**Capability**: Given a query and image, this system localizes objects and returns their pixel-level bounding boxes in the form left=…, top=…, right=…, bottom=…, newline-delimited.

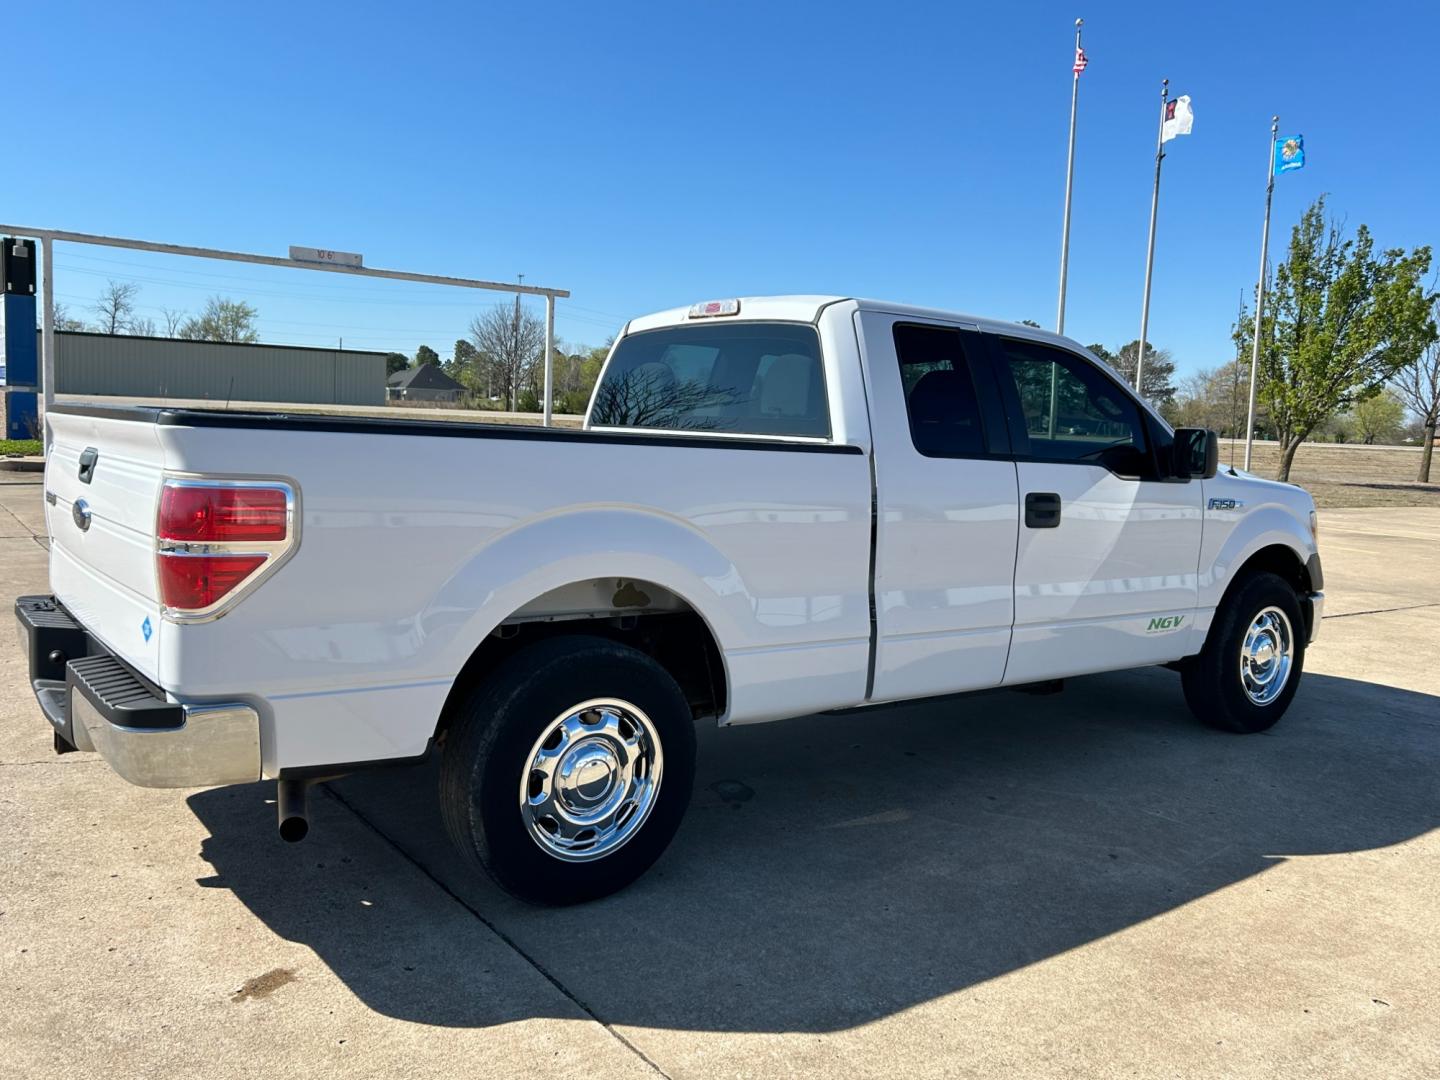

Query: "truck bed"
left=42, top=401, right=873, bottom=775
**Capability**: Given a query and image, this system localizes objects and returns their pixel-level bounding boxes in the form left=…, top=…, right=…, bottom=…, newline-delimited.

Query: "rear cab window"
left=589, top=323, right=830, bottom=439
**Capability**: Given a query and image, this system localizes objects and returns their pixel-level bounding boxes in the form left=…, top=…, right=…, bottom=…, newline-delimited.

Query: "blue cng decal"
left=1146, top=615, right=1186, bottom=634
left=141, top=616, right=153, bottom=643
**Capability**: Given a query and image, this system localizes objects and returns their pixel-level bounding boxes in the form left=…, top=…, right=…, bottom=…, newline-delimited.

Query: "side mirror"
left=1173, top=427, right=1219, bottom=479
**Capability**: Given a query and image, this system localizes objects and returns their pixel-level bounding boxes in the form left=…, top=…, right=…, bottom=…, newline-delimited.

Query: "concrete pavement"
left=2, top=472, right=1437, bottom=1078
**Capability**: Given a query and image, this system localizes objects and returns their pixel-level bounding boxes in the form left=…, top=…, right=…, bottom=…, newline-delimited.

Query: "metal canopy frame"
left=0, top=223, right=570, bottom=431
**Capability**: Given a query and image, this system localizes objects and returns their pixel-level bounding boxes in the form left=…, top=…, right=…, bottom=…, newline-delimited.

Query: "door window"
left=893, top=323, right=987, bottom=457
left=996, top=338, right=1150, bottom=475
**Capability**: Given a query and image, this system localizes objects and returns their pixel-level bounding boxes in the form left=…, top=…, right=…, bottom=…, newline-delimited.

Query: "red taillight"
left=156, top=480, right=295, bottom=616
left=159, top=484, right=287, bottom=543
left=157, top=554, right=267, bottom=610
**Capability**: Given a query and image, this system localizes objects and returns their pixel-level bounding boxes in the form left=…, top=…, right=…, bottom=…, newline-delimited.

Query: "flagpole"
left=1134, top=79, right=1168, bottom=399
left=1055, top=17, right=1084, bottom=334
left=1243, top=116, right=1280, bottom=472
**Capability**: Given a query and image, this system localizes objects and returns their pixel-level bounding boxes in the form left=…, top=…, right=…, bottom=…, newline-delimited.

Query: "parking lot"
left=2, top=470, right=1437, bottom=1079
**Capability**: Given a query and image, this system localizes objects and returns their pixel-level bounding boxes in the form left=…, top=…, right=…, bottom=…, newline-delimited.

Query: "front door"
left=987, top=335, right=1203, bottom=684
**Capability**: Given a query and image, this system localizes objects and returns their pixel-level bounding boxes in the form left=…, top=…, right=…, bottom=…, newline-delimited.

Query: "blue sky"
left=6, top=0, right=1437, bottom=376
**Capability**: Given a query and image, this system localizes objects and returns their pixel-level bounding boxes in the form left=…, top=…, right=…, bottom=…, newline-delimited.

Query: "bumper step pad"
left=67, top=653, right=182, bottom=730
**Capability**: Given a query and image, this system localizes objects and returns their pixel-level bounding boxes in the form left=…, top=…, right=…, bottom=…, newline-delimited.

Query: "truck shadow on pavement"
left=187, top=665, right=1439, bottom=1033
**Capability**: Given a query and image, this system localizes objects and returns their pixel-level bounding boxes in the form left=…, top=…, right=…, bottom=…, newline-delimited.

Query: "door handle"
left=1025, top=492, right=1061, bottom=529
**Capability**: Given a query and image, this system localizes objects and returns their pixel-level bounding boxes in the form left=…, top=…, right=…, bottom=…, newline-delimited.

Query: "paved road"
left=2, top=474, right=1436, bottom=1079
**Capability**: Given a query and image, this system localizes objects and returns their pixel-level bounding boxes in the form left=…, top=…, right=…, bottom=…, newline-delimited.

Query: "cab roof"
left=622, top=295, right=1092, bottom=356
left=620, top=294, right=1156, bottom=424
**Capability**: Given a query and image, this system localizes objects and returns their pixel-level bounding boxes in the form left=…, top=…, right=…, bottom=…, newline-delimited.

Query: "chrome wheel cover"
left=1239, top=605, right=1294, bottom=706
left=519, top=698, right=663, bottom=862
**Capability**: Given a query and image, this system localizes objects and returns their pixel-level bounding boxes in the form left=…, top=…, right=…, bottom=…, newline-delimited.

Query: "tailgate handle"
left=1024, top=491, right=1062, bottom=529
left=78, top=447, right=98, bottom=485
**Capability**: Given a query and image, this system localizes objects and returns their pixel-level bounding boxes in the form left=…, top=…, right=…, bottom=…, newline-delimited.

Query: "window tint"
left=997, top=338, right=1148, bottom=471
left=893, top=323, right=987, bottom=457
left=590, top=323, right=829, bottom=438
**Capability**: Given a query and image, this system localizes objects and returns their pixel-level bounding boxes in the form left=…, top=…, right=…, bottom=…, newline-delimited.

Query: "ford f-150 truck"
left=16, top=296, right=1324, bottom=904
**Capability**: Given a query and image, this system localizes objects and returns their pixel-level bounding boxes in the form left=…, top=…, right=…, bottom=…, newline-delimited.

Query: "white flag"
left=1162, top=95, right=1194, bottom=142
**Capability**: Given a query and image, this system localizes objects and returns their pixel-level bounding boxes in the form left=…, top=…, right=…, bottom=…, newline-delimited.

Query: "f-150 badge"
left=1207, top=498, right=1244, bottom=511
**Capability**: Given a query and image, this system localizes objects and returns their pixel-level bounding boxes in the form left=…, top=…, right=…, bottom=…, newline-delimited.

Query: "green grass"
left=0, top=439, right=42, bottom=457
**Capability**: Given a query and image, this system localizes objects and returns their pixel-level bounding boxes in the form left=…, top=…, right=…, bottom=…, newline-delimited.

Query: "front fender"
left=1200, top=504, right=1314, bottom=611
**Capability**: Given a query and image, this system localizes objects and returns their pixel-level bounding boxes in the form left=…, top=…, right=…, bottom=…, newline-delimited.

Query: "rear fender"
left=421, top=508, right=744, bottom=674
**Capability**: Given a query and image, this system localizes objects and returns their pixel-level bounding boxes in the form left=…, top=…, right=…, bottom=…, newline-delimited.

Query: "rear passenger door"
left=988, top=336, right=1203, bottom=683
left=856, top=312, right=1020, bottom=702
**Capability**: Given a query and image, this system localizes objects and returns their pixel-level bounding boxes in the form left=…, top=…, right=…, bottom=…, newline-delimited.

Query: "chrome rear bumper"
left=16, top=595, right=261, bottom=788
left=68, top=694, right=261, bottom=788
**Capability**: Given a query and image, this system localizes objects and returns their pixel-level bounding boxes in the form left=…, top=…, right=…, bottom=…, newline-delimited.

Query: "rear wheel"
left=439, top=635, right=696, bottom=905
left=1181, top=571, right=1306, bottom=733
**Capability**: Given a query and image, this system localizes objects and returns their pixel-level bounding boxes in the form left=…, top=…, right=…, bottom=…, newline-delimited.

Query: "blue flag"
left=1275, top=134, right=1305, bottom=175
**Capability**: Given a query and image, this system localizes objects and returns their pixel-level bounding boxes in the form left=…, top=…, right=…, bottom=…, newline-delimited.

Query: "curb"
left=0, top=457, right=44, bottom=472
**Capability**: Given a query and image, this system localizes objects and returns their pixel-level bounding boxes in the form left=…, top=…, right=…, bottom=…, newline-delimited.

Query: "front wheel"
left=439, top=635, right=696, bottom=905
left=1181, top=571, right=1306, bottom=733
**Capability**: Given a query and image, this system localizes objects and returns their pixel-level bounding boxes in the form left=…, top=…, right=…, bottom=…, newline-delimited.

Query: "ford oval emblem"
left=72, top=498, right=92, bottom=532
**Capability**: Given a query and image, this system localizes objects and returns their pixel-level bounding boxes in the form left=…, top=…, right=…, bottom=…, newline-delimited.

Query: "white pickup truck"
left=16, top=295, right=1324, bottom=904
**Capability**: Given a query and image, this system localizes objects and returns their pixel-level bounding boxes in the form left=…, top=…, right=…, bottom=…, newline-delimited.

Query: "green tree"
left=1107, top=340, right=1177, bottom=407
left=1348, top=387, right=1406, bottom=444
left=1391, top=297, right=1440, bottom=480
left=1241, top=196, right=1435, bottom=481
left=384, top=352, right=410, bottom=376
left=1316, top=413, right=1354, bottom=443
left=180, top=296, right=259, bottom=343
left=448, top=339, right=478, bottom=379
left=415, top=344, right=441, bottom=367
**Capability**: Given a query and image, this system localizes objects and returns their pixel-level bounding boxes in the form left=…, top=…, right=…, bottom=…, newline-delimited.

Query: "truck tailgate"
left=45, top=411, right=167, bottom=684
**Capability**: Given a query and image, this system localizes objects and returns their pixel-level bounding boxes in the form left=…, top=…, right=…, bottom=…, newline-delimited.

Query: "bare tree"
left=468, top=301, right=545, bottom=411
left=1392, top=297, right=1440, bottom=481
left=161, top=308, right=187, bottom=337
left=129, top=317, right=157, bottom=337
left=51, top=302, right=89, bottom=333
left=589, top=366, right=743, bottom=430
left=94, top=280, right=139, bottom=334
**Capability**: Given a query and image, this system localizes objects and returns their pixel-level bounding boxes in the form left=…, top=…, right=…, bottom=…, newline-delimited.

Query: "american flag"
left=1073, top=46, right=1088, bottom=75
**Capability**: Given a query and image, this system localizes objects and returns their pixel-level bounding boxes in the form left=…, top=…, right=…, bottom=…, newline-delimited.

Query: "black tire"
left=439, top=635, right=696, bottom=905
left=1181, top=571, right=1306, bottom=733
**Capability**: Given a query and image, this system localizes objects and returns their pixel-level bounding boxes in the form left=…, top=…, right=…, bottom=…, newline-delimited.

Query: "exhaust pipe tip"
left=276, top=779, right=311, bottom=843
left=278, top=815, right=309, bottom=843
